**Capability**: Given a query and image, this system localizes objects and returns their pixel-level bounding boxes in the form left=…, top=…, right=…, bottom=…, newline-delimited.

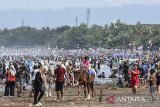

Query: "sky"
left=0, top=0, right=160, bottom=9
left=0, top=0, right=160, bottom=28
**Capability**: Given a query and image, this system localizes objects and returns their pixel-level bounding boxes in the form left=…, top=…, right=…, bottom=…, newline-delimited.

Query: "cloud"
left=0, top=0, right=160, bottom=9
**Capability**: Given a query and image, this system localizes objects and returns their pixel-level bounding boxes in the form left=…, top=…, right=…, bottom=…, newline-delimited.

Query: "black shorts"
left=55, top=82, right=64, bottom=91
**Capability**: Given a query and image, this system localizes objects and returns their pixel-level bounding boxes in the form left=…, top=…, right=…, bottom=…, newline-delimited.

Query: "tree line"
left=0, top=20, right=160, bottom=50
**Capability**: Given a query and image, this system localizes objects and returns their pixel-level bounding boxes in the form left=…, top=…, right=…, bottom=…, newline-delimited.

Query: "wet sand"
left=0, top=84, right=160, bottom=107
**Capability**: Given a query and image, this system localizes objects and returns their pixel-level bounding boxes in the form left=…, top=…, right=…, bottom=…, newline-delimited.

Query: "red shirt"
left=6, top=71, right=16, bottom=81
left=55, top=67, right=66, bottom=82
left=130, top=70, right=140, bottom=82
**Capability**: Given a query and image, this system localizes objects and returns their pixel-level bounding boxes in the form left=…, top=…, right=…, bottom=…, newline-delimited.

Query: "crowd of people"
left=112, top=55, right=160, bottom=102
left=0, top=48, right=100, bottom=106
left=0, top=47, right=160, bottom=106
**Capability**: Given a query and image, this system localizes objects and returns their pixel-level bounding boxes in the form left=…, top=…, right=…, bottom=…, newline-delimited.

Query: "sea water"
left=94, top=65, right=113, bottom=84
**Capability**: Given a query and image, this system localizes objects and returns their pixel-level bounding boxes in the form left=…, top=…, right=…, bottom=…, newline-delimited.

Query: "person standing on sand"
left=29, top=65, right=38, bottom=97
left=129, top=64, right=140, bottom=95
left=109, top=59, right=113, bottom=73
left=117, top=64, right=124, bottom=88
left=156, top=64, right=160, bottom=99
left=97, top=59, right=101, bottom=73
left=45, top=62, right=54, bottom=97
left=123, top=61, right=129, bottom=87
left=54, top=63, right=67, bottom=102
left=16, top=62, right=28, bottom=97
left=19, top=63, right=28, bottom=90
left=142, top=61, right=149, bottom=88
left=66, top=61, right=74, bottom=86
left=148, top=69, right=157, bottom=102
left=33, top=64, right=46, bottom=106
left=4, top=65, right=16, bottom=97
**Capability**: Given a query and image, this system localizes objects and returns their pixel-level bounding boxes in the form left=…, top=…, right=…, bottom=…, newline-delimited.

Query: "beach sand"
left=0, top=84, right=159, bottom=107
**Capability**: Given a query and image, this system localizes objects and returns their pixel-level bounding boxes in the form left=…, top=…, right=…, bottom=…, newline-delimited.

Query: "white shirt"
left=32, top=69, right=39, bottom=80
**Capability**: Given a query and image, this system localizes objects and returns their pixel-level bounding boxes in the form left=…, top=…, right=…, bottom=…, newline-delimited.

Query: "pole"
left=99, top=88, right=102, bottom=102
